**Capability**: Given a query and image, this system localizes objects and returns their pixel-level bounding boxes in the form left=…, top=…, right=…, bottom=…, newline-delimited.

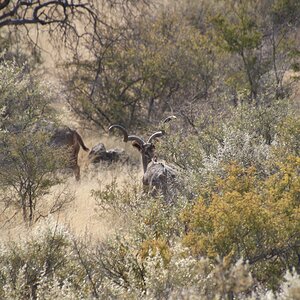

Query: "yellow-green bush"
left=183, top=156, right=300, bottom=287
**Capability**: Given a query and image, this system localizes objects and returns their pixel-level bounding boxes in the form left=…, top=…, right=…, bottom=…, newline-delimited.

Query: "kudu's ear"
left=132, top=141, right=142, bottom=152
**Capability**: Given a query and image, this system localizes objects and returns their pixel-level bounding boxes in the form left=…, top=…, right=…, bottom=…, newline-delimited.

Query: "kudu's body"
left=88, top=142, right=130, bottom=165
left=32, top=121, right=89, bottom=181
left=50, top=126, right=89, bottom=180
left=109, top=116, right=177, bottom=199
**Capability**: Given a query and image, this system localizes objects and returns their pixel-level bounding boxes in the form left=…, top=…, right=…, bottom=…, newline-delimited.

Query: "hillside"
left=0, top=0, right=299, bottom=299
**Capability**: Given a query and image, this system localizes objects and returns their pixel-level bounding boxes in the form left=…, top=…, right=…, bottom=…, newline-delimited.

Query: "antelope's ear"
left=132, top=141, right=142, bottom=152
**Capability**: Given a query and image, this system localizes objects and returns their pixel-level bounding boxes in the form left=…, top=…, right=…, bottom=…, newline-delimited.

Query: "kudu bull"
left=109, top=116, right=177, bottom=200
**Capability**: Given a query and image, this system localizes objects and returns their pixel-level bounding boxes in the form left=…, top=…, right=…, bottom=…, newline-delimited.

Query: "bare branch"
left=0, top=0, right=10, bottom=11
left=0, top=0, right=95, bottom=28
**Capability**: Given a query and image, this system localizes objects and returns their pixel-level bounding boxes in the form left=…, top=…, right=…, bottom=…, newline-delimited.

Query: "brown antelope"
left=50, top=126, right=89, bottom=181
left=31, top=121, right=89, bottom=181
left=109, top=116, right=177, bottom=200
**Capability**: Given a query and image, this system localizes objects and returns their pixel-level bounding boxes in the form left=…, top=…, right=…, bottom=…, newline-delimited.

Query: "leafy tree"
left=0, top=59, right=70, bottom=225
left=0, top=131, right=70, bottom=224
left=0, top=58, right=54, bottom=132
left=61, top=0, right=300, bottom=130
left=210, top=0, right=300, bottom=104
left=212, top=9, right=262, bottom=101
left=63, top=6, right=217, bottom=129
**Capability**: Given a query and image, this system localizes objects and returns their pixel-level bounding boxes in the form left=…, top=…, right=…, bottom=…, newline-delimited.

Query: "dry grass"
left=45, top=122, right=142, bottom=240
left=0, top=149, right=142, bottom=243
left=0, top=167, right=142, bottom=245
left=72, top=130, right=141, bottom=235
left=0, top=97, right=142, bottom=243
left=58, top=157, right=142, bottom=241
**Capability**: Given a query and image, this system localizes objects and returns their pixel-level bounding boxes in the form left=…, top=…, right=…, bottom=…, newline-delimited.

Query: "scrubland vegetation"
left=0, top=0, right=300, bottom=299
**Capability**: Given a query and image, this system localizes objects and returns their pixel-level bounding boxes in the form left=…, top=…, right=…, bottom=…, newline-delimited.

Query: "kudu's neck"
left=141, top=154, right=151, bottom=174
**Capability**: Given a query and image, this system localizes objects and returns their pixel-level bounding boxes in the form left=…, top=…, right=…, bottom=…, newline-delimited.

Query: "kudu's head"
left=109, top=116, right=176, bottom=173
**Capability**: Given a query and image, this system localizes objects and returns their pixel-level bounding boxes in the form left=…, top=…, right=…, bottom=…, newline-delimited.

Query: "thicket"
left=63, top=0, right=300, bottom=129
left=0, top=110, right=299, bottom=298
left=0, top=0, right=299, bottom=299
